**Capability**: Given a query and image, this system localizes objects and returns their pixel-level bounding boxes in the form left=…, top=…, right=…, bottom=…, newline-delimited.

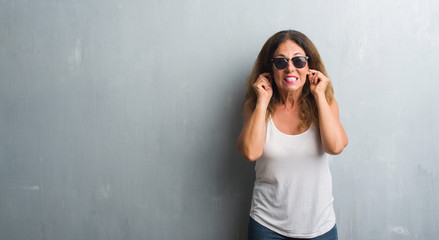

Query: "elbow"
left=325, top=139, right=348, bottom=155
left=327, top=146, right=344, bottom=155
left=242, top=152, right=261, bottom=162
left=237, top=143, right=261, bottom=162
left=240, top=148, right=262, bottom=162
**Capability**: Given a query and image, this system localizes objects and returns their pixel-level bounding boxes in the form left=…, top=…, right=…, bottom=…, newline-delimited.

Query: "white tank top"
left=250, top=118, right=336, bottom=238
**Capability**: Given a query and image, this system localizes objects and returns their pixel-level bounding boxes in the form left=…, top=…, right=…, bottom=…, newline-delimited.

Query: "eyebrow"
left=273, top=52, right=303, bottom=57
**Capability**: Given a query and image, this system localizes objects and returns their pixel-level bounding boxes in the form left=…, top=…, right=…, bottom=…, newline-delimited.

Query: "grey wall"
left=1, top=0, right=438, bottom=239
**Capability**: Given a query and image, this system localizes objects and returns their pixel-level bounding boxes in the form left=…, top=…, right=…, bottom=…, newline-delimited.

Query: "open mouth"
left=284, top=76, right=299, bottom=84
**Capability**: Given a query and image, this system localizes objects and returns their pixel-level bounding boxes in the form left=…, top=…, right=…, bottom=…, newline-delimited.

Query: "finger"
left=308, top=69, right=319, bottom=74
left=262, top=84, right=270, bottom=91
left=309, top=70, right=324, bottom=85
left=255, top=81, right=270, bottom=91
left=308, top=72, right=316, bottom=85
left=308, top=70, right=320, bottom=79
left=259, top=73, right=271, bottom=82
left=309, top=70, right=327, bottom=80
left=258, top=77, right=271, bottom=88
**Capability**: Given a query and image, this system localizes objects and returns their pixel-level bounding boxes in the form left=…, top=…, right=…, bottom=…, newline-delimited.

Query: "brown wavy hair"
left=244, top=30, right=334, bottom=130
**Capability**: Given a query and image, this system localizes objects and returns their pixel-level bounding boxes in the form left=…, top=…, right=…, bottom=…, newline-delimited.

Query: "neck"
left=278, top=89, right=302, bottom=109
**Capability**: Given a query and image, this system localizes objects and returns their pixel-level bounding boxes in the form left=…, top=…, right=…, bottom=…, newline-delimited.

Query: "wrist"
left=255, top=100, right=270, bottom=110
left=313, top=91, right=326, bottom=101
left=257, top=97, right=270, bottom=106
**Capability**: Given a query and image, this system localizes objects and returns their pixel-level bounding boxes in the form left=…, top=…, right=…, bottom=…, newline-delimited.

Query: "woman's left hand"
left=308, top=69, right=330, bottom=97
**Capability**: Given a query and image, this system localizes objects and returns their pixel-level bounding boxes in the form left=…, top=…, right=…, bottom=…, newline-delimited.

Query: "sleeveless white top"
left=250, top=118, right=336, bottom=238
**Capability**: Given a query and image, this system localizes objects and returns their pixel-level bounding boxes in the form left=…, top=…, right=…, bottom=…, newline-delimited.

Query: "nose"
left=286, top=59, right=295, bottom=72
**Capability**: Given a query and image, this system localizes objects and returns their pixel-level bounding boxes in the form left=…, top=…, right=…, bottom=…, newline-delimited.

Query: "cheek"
left=298, top=68, right=309, bottom=78
left=275, top=73, right=287, bottom=87
left=272, top=69, right=283, bottom=80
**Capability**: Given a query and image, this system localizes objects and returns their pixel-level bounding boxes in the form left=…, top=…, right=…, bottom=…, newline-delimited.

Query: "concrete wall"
left=1, top=0, right=438, bottom=239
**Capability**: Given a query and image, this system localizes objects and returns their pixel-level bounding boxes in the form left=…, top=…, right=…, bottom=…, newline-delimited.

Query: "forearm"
left=315, top=94, right=348, bottom=154
left=237, top=104, right=267, bottom=161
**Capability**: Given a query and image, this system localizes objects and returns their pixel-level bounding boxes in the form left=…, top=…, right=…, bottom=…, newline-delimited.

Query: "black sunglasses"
left=271, top=56, right=309, bottom=70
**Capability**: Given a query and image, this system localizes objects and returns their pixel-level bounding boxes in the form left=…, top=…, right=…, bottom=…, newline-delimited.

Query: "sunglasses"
left=271, top=56, right=309, bottom=70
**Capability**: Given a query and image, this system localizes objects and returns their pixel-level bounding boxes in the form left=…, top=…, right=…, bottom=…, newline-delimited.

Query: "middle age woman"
left=237, top=30, right=348, bottom=240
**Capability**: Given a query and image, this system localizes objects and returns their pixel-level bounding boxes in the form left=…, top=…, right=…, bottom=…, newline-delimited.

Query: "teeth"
left=285, top=77, right=298, bottom=81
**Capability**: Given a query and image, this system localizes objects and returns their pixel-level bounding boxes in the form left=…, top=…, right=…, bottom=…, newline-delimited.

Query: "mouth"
left=284, top=76, right=299, bottom=84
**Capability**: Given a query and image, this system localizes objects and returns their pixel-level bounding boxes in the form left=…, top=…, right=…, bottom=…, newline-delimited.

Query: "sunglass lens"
left=292, top=57, right=307, bottom=68
left=273, top=59, right=287, bottom=70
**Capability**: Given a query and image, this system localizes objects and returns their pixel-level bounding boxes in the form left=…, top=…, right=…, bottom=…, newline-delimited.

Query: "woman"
left=237, top=30, right=348, bottom=240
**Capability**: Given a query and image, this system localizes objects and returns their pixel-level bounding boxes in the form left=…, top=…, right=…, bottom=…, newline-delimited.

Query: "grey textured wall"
left=1, top=0, right=438, bottom=239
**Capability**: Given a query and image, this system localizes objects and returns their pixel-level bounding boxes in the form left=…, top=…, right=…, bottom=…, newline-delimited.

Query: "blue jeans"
left=248, top=217, right=338, bottom=240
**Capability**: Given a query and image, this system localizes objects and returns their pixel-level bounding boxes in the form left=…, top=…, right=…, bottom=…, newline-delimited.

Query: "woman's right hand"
left=253, top=73, right=273, bottom=107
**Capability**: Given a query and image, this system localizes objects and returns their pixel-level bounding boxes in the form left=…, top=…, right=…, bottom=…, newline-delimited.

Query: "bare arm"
left=237, top=73, right=272, bottom=161
left=237, top=101, right=268, bottom=161
left=309, top=70, right=348, bottom=155
left=315, top=96, right=348, bottom=154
